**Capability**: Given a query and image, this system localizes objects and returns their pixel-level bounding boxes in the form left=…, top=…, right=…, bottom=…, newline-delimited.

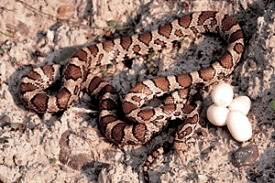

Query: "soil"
left=0, top=0, right=275, bottom=182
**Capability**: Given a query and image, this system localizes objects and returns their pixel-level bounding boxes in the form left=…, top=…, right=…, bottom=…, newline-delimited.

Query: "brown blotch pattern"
left=122, top=101, right=138, bottom=114
left=99, top=115, right=117, bottom=133
left=96, top=53, right=104, bottom=66
left=158, top=23, right=172, bottom=38
left=20, top=83, right=39, bottom=93
left=64, top=64, right=82, bottom=80
left=186, top=114, right=199, bottom=124
left=197, top=11, right=216, bottom=26
left=31, top=93, right=48, bottom=113
left=138, top=109, right=154, bottom=121
left=120, top=36, right=132, bottom=50
left=99, top=83, right=115, bottom=93
left=155, top=115, right=164, bottom=120
left=71, top=49, right=87, bottom=62
left=190, top=27, right=199, bottom=35
left=185, top=126, right=193, bottom=136
left=133, top=45, right=141, bottom=53
left=102, top=40, right=114, bottom=52
left=163, top=104, right=175, bottom=114
left=182, top=103, right=196, bottom=114
left=133, top=123, right=146, bottom=142
left=130, top=82, right=153, bottom=95
left=219, top=51, right=233, bottom=69
left=98, top=84, right=117, bottom=99
left=228, top=29, right=243, bottom=44
left=174, top=112, right=180, bottom=116
left=221, top=15, right=237, bottom=32
left=178, top=89, right=189, bottom=99
left=154, top=39, right=166, bottom=47
left=87, top=45, right=99, bottom=57
left=112, top=123, right=126, bottom=144
left=177, top=126, right=192, bottom=139
left=56, top=87, right=71, bottom=109
left=174, top=29, right=184, bottom=37
left=132, top=96, right=142, bottom=103
left=176, top=73, right=192, bottom=87
left=27, top=70, right=43, bottom=82
left=234, top=43, right=244, bottom=54
left=218, top=73, right=225, bottom=79
left=88, top=76, right=102, bottom=93
left=41, top=65, right=54, bottom=80
left=152, top=77, right=169, bottom=91
left=179, top=14, right=192, bottom=28
left=199, top=66, right=215, bottom=81
left=152, top=150, right=160, bottom=158
left=163, top=96, right=173, bottom=105
left=138, top=32, right=152, bottom=46
left=100, top=98, right=117, bottom=110
left=19, top=12, right=244, bottom=148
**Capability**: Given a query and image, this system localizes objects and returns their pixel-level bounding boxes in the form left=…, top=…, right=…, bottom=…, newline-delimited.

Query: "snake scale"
left=19, top=11, right=244, bottom=181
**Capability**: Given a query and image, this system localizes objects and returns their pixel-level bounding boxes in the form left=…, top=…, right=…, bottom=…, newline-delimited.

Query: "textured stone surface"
left=231, top=145, right=259, bottom=167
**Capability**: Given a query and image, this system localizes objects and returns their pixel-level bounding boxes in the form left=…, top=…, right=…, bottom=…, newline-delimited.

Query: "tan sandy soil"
left=0, top=0, right=275, bottom=182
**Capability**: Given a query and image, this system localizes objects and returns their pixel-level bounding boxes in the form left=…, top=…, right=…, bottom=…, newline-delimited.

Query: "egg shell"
left=227, top=111, right=252, bottom=142
left=211, top=83, right=233, bottom=107
left=229, top=96, right=251, bottom=115
left=207, top=104, right=229, bottom=126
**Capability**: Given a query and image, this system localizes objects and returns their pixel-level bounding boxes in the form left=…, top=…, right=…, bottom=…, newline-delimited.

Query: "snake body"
left=19, top=11, right=244, bottom=181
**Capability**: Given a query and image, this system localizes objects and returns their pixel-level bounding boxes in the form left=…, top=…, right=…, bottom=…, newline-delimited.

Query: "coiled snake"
left=19, top=11, right=244, bottom=181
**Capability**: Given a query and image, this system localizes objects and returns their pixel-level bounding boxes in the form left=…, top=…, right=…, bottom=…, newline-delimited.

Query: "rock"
left=231, top=145, right=259, bottom=167
left=0, top=115, right=11, bottom=127
left=58, top=131, right=93, bottom=170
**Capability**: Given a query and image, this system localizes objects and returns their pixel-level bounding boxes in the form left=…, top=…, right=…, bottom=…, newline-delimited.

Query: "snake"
left=19, top=11, right=244, bottom=181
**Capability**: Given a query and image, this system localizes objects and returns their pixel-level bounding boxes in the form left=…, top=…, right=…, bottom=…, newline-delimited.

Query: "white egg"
left=226, top=111, right=252, bottom=142
left=229, top=96, right=251, bottom=115
left=211, top=83, right=233, bottom=107
left=207, top=104, right=229, bottom=126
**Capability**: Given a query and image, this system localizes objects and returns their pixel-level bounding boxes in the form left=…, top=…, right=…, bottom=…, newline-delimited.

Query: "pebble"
left=0, top=115, right=11, bottom=127
left=231, top=145, right=259, bottom=167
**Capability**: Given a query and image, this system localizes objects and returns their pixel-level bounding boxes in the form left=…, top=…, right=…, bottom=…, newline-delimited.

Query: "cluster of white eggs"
left=207, top=83, right=252, bottom=142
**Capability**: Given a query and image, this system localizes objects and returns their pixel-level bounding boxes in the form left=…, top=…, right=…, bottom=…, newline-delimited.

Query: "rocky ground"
left=0, top=0, right=275, bottom=182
